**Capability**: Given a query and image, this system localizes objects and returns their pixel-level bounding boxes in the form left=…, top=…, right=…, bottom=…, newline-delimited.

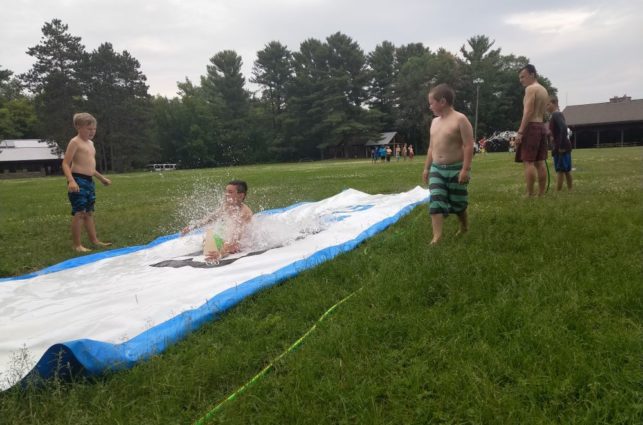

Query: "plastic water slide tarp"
left=0, top=187, right=428, bottom=390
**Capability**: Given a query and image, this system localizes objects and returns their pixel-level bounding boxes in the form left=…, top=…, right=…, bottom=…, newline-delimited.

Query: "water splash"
left=174, top=177, right=327, bottom=253
left=242, top=212, right=327, bottom=251
left=173, top=177, right=227, bottom=232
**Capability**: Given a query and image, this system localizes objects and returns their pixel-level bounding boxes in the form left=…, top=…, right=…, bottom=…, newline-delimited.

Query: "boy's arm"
left=181, top=210, right=220, bottom=235
left=225, top=208, right=253, bottom=252
left=458, top=115, right=474, bottom=184
left=62, top=141, right=79, bottom=192
left=94, top=170, right=111, bottom=186
left=422, top=125, right=434, bottom=184
left=516, top=86, right=535, bottom=143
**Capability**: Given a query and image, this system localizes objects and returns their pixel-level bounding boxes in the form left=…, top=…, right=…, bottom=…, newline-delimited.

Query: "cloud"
left=1, top=0, right=641, bottom=104
left=128, top=37, right=179, bottom=55
left=504, top=9, right=596, bottom=35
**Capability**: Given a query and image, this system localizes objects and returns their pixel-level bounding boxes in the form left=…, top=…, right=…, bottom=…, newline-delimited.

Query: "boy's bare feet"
left=430, top=238, right=441, bottom=245
left=92, top=241, right=112, bottom=247
left=455, top=228, right=468, bottom=237
left=73, top=245, right=92, bottom=252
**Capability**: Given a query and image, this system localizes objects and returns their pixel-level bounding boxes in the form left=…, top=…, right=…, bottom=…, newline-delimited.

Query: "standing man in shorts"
left=515, top=64, right=550, bottom=197
left=62, top=113, right=112, bottom=252
left=422, top=84, right=474, bottom=244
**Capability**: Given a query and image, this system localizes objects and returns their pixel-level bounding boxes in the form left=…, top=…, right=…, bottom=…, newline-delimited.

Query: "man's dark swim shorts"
left=515, top=122, right=548, bottom=163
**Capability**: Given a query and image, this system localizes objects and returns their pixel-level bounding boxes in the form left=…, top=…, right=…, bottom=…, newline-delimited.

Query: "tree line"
left=0, top=19, right=556, bottom=171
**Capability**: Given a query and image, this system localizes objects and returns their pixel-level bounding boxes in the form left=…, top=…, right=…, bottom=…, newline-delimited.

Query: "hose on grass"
left=193, top=286, right=364, bottom=424
left=545, top=158, right=551, bottom=193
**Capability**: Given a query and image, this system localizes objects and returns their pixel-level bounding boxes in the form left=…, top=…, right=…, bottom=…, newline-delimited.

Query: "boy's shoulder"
left=65, top=136, right=80, bottom=150
left=454, top=110, right=470, bottom=121
left=68, top=135, right=93, bottom=144
left=241, top=203, right=253, bottom=218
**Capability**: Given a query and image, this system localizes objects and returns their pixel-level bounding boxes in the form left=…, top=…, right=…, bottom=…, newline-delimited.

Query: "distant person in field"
left=422, top=84, right=474, bottom=244
left=62, top=112, right=112, bottom=252
left=181, top=180, right=253, bottom=262
left=547, top=95, right=573, bottom=191
left=515, top=64, right=549, bottom=196
left=408, top=145, right=414, bottom=160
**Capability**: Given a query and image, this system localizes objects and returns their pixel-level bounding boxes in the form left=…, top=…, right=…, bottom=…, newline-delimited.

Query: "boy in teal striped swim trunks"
left=422, top=84, right=474, bottom=244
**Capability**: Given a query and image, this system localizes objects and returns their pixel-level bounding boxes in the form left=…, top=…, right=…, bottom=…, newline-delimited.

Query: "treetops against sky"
left=1, top=20, right=555, bottom=170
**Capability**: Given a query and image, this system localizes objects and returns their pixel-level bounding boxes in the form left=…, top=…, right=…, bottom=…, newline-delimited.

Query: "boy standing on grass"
left=546, top=95, right=573, bottom=191
left=422, top=84, right=474, bottom=244
left=62, top=113, right=112, bottom=252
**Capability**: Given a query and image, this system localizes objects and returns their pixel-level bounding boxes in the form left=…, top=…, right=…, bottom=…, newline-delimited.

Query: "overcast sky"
left=1, top=0, right=641, bottom=109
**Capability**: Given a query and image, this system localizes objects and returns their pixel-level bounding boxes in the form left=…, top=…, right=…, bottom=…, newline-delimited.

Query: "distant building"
left=318, top=131, right=406, bottom=159
left=562, top=96, right=643, bottom=148
left=364, top=132, right=404, bottom=155
left=0, top=139, right=63, bottom=178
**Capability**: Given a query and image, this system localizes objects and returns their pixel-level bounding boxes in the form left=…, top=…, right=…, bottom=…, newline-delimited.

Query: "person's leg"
left=71, top=213, right=91, bottom=252
left=84, top=213, right=111, bottom=246
left=456, top=210, right=468, bottom=236
left=535, top=160, right=547, bottom=196
left=523, top=161, right=537, bottom=196
left=557, top=172, right=564, bottom=191
left=430, top=214, right=444, bottom=244
left=565, top=172, right=573, bottom=190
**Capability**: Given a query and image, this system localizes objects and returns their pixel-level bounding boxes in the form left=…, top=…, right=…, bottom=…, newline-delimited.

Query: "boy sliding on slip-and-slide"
left=181, top=180, right=253, bottom=263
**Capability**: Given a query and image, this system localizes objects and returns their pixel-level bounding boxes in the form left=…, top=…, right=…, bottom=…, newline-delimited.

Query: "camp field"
left=0, top=147, right=641, bottom=424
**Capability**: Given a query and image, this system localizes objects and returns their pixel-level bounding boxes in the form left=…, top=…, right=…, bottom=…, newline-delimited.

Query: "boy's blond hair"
left=73, top=112, right=97, bottom=128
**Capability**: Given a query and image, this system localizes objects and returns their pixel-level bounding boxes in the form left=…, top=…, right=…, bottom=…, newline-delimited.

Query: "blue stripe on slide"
left=14, top=194, right=428, bottom=387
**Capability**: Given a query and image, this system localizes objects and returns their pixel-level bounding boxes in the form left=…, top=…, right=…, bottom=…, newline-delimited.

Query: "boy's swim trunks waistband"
left=431, top=162, right=464, bottom=170
left=72, top=172, right=93, bottom=181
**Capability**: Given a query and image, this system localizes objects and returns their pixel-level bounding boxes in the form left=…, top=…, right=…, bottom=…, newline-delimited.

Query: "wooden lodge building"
left=0, top=139, right=63, bottom=178
left=320, top=131, right=406, bottom=159
left=563, top=96, right=643, bottom=149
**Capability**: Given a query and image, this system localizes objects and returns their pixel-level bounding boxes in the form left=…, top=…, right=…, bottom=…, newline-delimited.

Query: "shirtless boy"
left=181, top=180, right=253, bottom=262
left=422, top=84, right=474, bottom=244
left=62, top=113, right=112, bottom=252
left=515, top=64, right=550, bottom=196
left=546, top=95, right=573, bottom=191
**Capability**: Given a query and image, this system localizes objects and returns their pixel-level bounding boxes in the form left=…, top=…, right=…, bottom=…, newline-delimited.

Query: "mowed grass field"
left=0, top=148, right=641, bottom=424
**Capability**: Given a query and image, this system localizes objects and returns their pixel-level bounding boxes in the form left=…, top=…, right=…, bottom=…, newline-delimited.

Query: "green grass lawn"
left=1, top=148, right=641, bottom=424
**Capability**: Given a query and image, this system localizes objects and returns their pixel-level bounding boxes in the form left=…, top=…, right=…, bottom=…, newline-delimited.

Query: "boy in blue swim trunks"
left=422, top=84, right=474, bottom=244
left=62, top=113, right=112, bottom=252
left=546, top=95, right=573, bottom=191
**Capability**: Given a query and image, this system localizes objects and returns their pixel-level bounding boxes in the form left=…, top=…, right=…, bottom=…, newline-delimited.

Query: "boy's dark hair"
left=429, top=84, right=455, bottom=106
left=520, top=63, right=537, bottom=76
left=228, top=180, right=248, bottom=194
left=549, top=95, right=559, bottom=105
